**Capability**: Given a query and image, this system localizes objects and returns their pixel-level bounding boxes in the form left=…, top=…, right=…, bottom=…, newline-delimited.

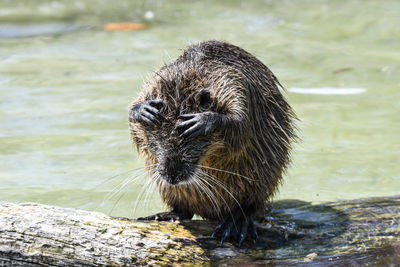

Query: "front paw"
left=175, top=112, right=220, bottom=138
left=137, top=211, right=185, bottom=222
left=129, top=99, right=165, bottom=125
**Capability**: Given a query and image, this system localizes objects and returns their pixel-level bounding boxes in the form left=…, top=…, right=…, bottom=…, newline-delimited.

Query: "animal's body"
left=129, top=40, right=297, bottom=245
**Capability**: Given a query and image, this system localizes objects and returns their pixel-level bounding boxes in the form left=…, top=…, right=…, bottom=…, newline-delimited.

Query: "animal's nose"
left=158, top=156, right=184, bottom=185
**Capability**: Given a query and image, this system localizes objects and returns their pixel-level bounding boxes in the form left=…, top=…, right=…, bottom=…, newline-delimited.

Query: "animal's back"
left=174, top=40, right=296, bottom=201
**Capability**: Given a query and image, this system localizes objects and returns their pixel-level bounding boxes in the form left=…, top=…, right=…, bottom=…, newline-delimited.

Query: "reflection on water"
left=0, top=23, right=77, bottom=38
left=287, top=87, right=366, bottom=95
left=0, top=0, right=399, bottom=219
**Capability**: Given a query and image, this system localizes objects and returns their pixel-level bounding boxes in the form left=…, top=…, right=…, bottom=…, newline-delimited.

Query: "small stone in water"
left=306, top=252, right=318, bottom=260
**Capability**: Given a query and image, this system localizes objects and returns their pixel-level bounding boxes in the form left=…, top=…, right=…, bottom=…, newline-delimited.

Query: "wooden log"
left=0, top=196, right=399, bottom=266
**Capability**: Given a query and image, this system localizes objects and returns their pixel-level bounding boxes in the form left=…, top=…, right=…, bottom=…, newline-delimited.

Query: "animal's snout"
left=157, top=156, right=189, bottom=185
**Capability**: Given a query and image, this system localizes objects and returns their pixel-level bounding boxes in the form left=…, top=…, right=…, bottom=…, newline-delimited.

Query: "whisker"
left=133, top=173, right=156, bottom=217
left=110, top=165, right=157, bottom=216
left=102, top=170, right=146, bottom=205
left=99, top=164, right=157, bottom=215
left=96, top=164, right=157, bottom=189
left=109, top=187, right=130, bottom=215
left=195, top=170, right=236, bottom=223
left=194, top=163, right=258, bottom=182
left=143, top=173, right=161, bottom=213
left=159, top=175, right=167, bottom=198
left=192, top=172, right=221, bottom=217
left=199, top=169, right=247, bottom=222
left=105, top=173, right=147, bottom=215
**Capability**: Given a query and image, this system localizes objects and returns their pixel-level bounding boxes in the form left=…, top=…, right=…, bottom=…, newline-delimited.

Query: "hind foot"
left=212, top=210, right=258, bottom=247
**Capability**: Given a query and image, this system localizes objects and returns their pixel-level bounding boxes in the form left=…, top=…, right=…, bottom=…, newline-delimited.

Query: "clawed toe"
left=212, top=211, right=258, bottom=247
left=137, top=211, right=181, bottom=222
left=248, top=219, right=258, bottom=242
left=130, top=99, right=165, bottom=125
left=175, top=112, right=219, bottom=139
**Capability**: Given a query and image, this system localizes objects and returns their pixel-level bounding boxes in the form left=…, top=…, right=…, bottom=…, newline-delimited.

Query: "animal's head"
left=144, top=94, right=214, bottom=185
left=130, top=60, right=248, bottom=186
left=130, top=66, right=220, bottom=185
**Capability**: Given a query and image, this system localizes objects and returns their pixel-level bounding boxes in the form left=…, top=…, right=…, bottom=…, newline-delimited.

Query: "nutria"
left=129, top=40, right=297, bottom=245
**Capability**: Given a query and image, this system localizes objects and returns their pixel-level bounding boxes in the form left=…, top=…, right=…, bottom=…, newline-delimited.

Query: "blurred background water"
left=0, top=0, right=399, bottom=218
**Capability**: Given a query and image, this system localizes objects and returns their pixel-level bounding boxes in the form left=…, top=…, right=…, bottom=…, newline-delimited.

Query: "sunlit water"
left=0, top=0, right=399, bottom=218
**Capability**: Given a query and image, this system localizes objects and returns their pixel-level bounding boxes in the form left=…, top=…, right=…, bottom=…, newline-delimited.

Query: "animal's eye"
left=198, top=89, right=211, bottom=108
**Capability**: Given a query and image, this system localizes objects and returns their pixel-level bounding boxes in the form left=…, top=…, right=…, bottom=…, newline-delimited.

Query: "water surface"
left=0, top=0, right=399, bottom=218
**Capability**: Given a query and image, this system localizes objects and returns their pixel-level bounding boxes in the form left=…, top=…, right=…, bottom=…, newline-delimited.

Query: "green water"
left=0, top=0, right=399, bottom=218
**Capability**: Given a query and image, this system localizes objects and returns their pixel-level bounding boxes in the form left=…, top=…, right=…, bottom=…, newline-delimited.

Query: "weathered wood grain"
left=0, top=196, right=399, bottom=266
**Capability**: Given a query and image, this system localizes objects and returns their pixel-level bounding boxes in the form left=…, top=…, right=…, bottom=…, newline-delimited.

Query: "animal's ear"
left=197, top=88, right=211, bottom=108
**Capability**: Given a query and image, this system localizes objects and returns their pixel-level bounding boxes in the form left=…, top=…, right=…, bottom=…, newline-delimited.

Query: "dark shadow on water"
left=181, top=196, right=400, bottom=265
left=259, top=199, right=350, bottom=250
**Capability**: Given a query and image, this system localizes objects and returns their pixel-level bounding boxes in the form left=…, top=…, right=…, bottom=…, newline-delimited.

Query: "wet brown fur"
left=129, top=40, right=297, bottom=221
